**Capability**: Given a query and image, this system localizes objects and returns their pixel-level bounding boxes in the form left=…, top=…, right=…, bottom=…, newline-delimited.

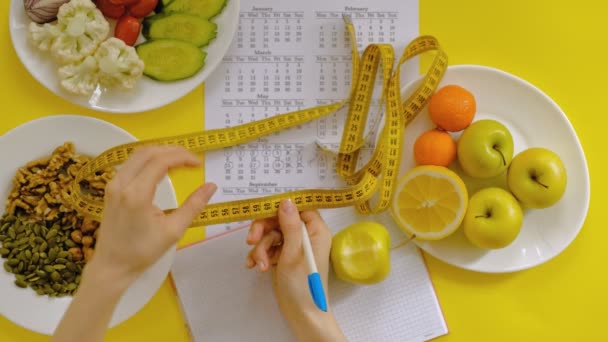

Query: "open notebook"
left=170, top=207, right=448, bottom=341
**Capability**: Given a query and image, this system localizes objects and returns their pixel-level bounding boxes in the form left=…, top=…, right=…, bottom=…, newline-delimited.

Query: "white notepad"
left=171, top=207, right=448, bottom=341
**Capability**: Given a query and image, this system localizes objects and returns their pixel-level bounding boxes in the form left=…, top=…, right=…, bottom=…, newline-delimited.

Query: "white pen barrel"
left=301, top=224, right=318, bottom=273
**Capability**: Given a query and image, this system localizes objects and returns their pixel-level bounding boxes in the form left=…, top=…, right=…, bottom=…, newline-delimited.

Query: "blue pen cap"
left=307, top=272, right=328, bottom=312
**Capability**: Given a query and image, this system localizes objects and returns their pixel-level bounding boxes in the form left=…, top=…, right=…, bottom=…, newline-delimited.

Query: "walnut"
left=70, top=230, right=83, bottom=244
left=81, top=236, right=94, bottom=248
left=5, top=141, right=112, bottom=236
left=68, top=247, right=83, bottom=261
left=81, top=217, right=98, bottom=234
left=83, top=247, right=94, bottom=262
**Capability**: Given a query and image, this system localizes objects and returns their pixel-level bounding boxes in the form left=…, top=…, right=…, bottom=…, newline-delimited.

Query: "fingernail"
left=258, top=261, right=266, bottom=271
left=246, top=229, right=253, bottom=241
left=281, top=199, right=296, bottom=214
left=246, top=258, right=254, bottom=268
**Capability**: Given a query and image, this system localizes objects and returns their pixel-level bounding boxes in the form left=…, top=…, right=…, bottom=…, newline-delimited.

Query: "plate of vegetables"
left=10, top=0, right=240, bottom=113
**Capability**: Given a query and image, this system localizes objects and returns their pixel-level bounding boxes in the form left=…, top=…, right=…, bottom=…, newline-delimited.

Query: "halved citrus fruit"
left=391, top=165, right=468, bottom=240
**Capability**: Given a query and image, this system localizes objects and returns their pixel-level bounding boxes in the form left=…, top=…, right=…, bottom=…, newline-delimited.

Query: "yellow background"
left=1, top=0, right=606, bottom=340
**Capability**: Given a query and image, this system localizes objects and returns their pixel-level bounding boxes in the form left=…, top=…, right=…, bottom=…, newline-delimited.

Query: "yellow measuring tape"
left=70, top=16, right=448, bottom=227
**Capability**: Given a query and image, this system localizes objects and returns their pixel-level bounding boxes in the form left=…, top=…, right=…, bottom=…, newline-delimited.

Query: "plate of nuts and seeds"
left=0, top=115, right=178, bottom=335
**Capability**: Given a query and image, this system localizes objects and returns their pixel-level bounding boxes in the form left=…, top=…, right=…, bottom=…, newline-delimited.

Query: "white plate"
left=9, top=0, right=240, bottom=114
left=399, top=65, right=590, bottom=273
left=0, top=115, right=177, bottom=334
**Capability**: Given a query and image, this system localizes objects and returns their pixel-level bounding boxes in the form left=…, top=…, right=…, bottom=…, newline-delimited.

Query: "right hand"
left=245, top=200, right=346, bottom=341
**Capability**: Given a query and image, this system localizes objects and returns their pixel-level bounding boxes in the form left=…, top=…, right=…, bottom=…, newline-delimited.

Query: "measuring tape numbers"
left=70, top=17, right=448, bottom=227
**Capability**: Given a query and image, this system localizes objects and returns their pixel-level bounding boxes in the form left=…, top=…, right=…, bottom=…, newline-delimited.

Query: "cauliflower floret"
left=28, top=22, right=61, bottom=51
left=58, top=55, right=100, bottom=96
left=51, top=0, right=109, bottom=64
left=95, top=38, right=144, bottom=89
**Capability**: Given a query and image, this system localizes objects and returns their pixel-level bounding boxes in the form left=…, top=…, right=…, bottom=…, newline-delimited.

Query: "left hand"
left=92, top=145, right=217, bottom=284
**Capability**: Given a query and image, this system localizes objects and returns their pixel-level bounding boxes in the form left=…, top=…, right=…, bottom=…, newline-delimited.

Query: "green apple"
left=457, top=119, right=514, bottom=179
left=463, top=187, right=523, bottom=249
left=330, top=222, right=391, bottom=285
left=507, top=147, right=567, bottom=208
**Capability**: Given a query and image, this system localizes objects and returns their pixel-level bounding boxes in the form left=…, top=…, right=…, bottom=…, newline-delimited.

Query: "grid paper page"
left=171, top=207, right=447, bottom=342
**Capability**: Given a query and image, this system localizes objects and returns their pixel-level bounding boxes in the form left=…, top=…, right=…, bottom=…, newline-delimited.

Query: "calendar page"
left=204, top=0, right=419, bottom=234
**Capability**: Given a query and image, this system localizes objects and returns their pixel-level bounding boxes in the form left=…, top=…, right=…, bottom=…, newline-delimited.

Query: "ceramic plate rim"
left=400, top=64, right=590, bottom=273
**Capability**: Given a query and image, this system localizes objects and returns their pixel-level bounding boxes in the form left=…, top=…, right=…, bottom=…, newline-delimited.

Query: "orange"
left=428, top=85, right=476, bottom=132
left=413, top=129, right=457, bottom=167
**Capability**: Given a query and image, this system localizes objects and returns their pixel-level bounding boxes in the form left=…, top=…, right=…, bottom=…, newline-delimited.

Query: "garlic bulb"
left=24, top=0, right=71, bottom=24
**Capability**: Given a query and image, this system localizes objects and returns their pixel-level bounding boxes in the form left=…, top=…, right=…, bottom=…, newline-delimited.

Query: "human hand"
left=246, top=200, right=345, bottom=341
left=91, top=145, right=217, bottom=285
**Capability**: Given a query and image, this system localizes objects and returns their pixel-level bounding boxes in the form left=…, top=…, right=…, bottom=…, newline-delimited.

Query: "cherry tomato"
left=128, top=0, right=158, bottom=18
left=115, top=16, right=142, bottom=46
left=110, top=0, right=139, bottom=5
left=95, top=0, right=126, bottom=19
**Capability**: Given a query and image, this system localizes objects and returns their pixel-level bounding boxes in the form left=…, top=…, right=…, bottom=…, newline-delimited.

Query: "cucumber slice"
left=155, top=0, right=174, bottom=13
left=164, top=0, right=227, bottom=19
left=143, top=13, right=217, bottom=47
left=136, top=39, right=206, bottom=82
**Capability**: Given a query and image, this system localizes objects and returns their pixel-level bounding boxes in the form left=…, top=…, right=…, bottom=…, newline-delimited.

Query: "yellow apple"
left=330, top=222, right=391, bottom=285
left=457, top=119, right=514, bottom=179
left=507, top=147, right=567, bottom=208
left=463, top=187, right=523, bottom=249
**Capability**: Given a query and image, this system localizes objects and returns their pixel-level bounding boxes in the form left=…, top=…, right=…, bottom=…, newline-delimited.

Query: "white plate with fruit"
left=391, top=65, right=590, bottom=273
left=10, top=0, right=240, bottom=113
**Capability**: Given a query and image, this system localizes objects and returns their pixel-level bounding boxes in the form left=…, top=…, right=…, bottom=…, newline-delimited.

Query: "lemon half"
left=391, top=165, right=468, bottom=240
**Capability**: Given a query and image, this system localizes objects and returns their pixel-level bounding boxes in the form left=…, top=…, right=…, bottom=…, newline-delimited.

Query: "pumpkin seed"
left=48, top=248, right=58, bottom=261
left=15, top=224, right=24, bottom=234
left=44, top=265, right=55, bottom=273
left=8, top=258, right=19, bottom=266
left=0, top=248, right=9, bottom=257
left=8, top=227, right=16, bottom=239
left=53, top=264, right=66, bottom=270
left=15, top=279, right=27, bottom=288
left=31, top=252, right=39, bottom=264
left=3, top=263, right=12, bottom=273
left=39, top=241, right=48, bottom=253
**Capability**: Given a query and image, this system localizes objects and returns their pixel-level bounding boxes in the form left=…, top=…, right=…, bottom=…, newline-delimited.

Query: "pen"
left=302, top=223, right=328, bottom=312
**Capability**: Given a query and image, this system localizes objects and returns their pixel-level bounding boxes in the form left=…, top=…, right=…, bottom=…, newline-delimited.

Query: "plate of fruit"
left=9, top=0, right=240, bottom=113
left=390, top=65, right=590, bottom=273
